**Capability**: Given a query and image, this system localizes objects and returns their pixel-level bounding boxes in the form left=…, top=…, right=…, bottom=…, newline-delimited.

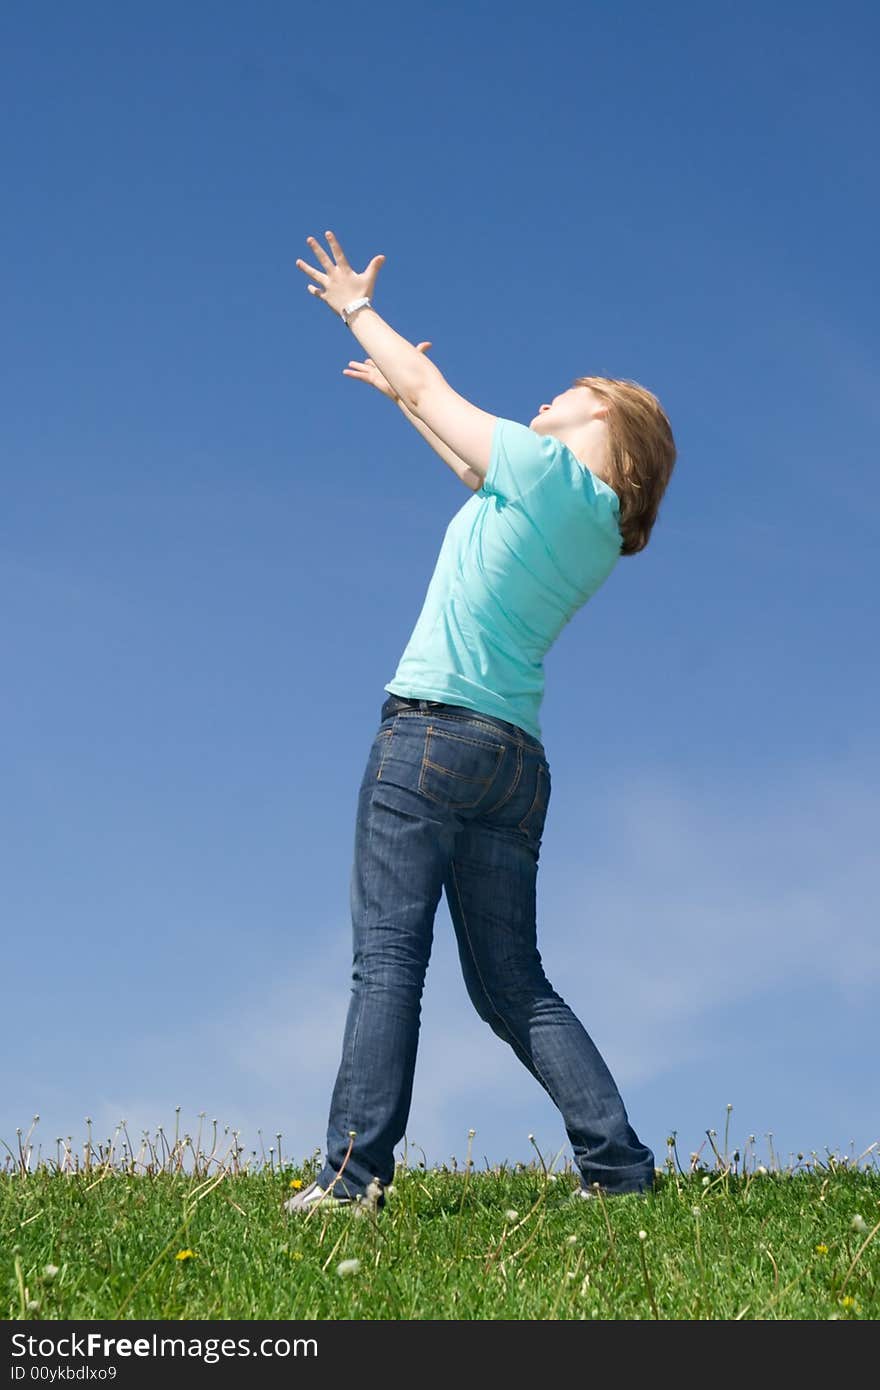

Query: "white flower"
left=335, top=1258, right=361, bottom=1277
left=505, top=1209, right=519, bottom=1222
left=851, top=1214, right=868, bottom=1234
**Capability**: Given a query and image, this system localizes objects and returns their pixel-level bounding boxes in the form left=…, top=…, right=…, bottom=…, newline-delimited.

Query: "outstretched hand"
left=343, top=342, right=434, bottom=402
left=295, top=230, right=385, bottom=318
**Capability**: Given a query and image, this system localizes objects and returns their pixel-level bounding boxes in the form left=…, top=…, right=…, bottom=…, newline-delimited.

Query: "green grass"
left=2, top=1119, right=878, bottom=1320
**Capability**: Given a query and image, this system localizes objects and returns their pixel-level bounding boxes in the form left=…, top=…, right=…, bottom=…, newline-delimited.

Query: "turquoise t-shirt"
left=384, top=417, right=623, bottom=743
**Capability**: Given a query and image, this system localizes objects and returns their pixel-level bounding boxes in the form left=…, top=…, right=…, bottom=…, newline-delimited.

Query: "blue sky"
left=3, top=1, right=878, bottom=1178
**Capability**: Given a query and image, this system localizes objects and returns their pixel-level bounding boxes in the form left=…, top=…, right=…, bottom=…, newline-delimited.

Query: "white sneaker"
left=283, top=1180, right=352, bottom=1214
left=575, top=1184, right=651, bottom=1200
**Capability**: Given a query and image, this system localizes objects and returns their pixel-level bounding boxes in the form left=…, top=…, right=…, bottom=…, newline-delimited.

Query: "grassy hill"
left=3, top=1120, right=878, bottom=1320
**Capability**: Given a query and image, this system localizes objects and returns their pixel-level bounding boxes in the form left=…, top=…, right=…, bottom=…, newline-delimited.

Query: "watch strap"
left=341, top=297, right=372, bottom=327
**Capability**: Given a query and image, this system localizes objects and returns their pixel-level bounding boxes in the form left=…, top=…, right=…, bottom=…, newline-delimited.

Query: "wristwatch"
left=340, top=296, right=372, bottom=328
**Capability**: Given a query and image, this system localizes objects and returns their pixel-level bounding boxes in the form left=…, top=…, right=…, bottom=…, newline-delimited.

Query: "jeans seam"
left=341, top=786, right=378, bottom=1155
left=424, top=728, right=506, bottom=753
left=388, top=705, right=541, bottom=754
left=449, top=857, right=555, bottom=1098
left=397, top=709, right=513, bottom=739
left=482, top=741, right=523, bottom=815
left=518, top=763, right=548, bottom=836
left=376, top=723, right=395, bottom=781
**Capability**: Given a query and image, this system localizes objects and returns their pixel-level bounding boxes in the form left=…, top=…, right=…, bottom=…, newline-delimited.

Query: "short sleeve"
left=480, top=416, right=623, bottom=551
left=478, top=418, right=562, bottom=503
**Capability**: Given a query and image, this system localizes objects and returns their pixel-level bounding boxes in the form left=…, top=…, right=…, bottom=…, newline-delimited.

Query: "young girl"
left=287, top=233, right=676, bottom=1213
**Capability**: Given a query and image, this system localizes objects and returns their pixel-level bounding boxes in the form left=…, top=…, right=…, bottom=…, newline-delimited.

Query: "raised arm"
left=296, top=231, right=495, bottom=488
left=396, top=396, right=483, bottom=492
left=345, top=304, right=497, bottom=486
left=343, top=343, right=482, bottom=492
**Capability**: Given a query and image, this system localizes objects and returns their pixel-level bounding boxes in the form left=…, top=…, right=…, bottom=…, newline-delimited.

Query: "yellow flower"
left=289, top=1178, right=303, bottom=1189
left=840, top=1295, right=856, bottom=1308
left=175, top=1249, right=197, bottom=1261
left=815, top=1244, right=828, bottom=1255
left=290, top=1251, right=304, bottom=1261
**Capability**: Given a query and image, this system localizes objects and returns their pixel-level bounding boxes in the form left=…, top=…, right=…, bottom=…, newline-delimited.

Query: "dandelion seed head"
left=565, top=1234, right=578, bottom=1245
left=43, top=1265, right=59, bottom=1281
left=638, top=1230, right=647, bottom=1240
left=851, top=1214, right=868, bottom=1234
left=505, top=1209, right=519, bottom=1222
left=26, top=1300, right=40, bottom=1312
left=691, top=1207, right=701, bottom=1217
left=336, top=1258, right=361, bottom=1277
left=756, top=1165, right=768, bottom=1175
left=702, top=1175, right=711, bottom=1186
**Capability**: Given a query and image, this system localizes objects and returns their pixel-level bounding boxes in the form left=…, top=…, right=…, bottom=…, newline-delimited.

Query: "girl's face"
left=529, top=385, right=601, bottom=435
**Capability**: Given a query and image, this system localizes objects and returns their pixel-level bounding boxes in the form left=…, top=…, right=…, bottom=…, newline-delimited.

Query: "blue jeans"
left=314, top=693, right=655, bottom=1199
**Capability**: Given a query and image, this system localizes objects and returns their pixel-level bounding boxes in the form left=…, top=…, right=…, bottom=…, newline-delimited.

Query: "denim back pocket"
left=418, top=723, right=506, bottom=809
left=517, top=760, right=550, bottom=839
left=375, top=725, right=395, bottom=781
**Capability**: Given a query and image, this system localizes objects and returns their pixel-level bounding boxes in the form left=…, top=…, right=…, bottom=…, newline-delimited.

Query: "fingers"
left=296, top=256, right=326, bottom=285
left=323, top=230, right=350, bottom=267
left=305, top=235, right=334, bottom=271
